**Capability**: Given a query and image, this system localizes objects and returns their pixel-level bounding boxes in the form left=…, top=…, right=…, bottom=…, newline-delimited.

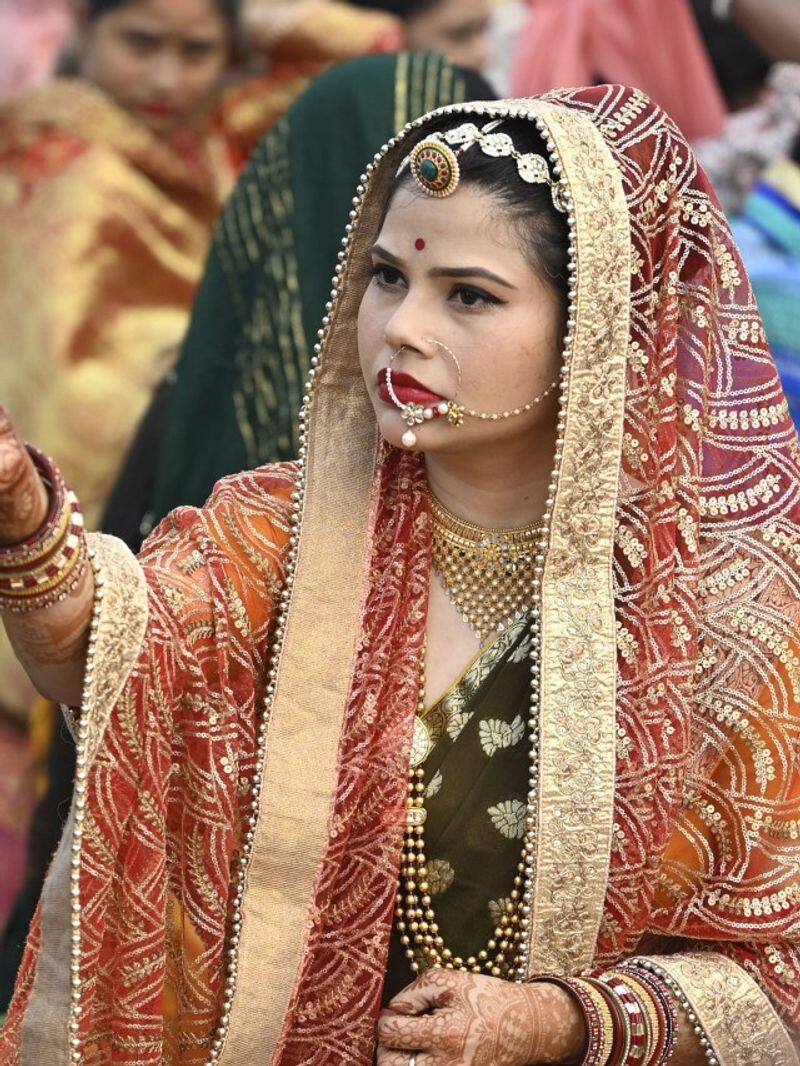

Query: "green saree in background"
left=144, top=53, right=494, bottom=527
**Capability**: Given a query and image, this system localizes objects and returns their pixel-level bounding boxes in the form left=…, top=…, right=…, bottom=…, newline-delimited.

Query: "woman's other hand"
left=376, top=969, right=585, bottom=1065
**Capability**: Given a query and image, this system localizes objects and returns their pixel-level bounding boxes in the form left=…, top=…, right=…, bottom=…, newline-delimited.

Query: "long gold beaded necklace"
left=394, top=494, right=550, bottom=981
left=428, top=492, right=545, bottom=642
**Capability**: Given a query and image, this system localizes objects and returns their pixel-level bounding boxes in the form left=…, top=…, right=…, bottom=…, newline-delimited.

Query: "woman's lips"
left=377, top=368, right=445, bottom=408
left=140, top=102, right=178, bottom=118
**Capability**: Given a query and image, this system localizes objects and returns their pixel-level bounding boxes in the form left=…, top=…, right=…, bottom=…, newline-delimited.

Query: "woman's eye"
left=123, top=30, right=160, bottom=53
left=372, top=265, right=405, bottom=290
left=451, top=285, right=499, bottom=309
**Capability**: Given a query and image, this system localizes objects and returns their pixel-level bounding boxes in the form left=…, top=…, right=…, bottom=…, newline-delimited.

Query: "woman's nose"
left=384, top=311, right=438, bottom=360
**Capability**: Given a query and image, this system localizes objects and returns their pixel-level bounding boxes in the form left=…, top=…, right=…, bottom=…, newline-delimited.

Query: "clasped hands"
left=376, top=969, right=586, bottom=1066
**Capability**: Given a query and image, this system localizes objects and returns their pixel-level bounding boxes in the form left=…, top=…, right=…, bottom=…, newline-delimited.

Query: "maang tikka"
left=397, top=118, right=568, bottom=213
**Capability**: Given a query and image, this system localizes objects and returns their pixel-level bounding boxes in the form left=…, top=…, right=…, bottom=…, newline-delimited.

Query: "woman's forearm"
left=3, top=568, right=94, bottom=707
left=731, top=0, right=800, bottom=63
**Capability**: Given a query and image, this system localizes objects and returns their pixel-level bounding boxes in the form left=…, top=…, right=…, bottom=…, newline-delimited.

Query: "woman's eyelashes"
left=370, top=264, right=504, bottom=311
left=371, top=264, right=406, bottom=291
left=451, top=284, right=503, bottom=310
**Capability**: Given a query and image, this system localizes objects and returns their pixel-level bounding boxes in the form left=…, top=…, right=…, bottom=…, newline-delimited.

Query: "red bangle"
left=532, top=975, right=614, bottom=1066
left=619, top=962, right=678, bottom=1065
left=585, top=976, right=630, bottom=1066
left=0, top=445, right=67, bottom=566
left=599, top=974, right=647, bottom=1063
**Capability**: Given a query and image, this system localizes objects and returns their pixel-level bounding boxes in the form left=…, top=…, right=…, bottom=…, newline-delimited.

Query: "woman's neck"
left=423, top=415, right=558, bottom=530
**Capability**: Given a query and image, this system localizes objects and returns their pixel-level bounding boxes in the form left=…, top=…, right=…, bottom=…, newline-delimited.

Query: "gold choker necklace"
left=429, top=493, right=545, bottom=641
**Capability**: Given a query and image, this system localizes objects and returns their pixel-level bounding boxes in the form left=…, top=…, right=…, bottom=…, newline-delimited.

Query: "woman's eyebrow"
left=370, top=243, right=403, bottom=264
left=429, top=265, right=516, bottom=290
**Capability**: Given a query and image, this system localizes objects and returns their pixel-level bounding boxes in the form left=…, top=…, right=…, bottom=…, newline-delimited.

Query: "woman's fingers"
left=375, top=1046, right=419, bottom=1065
left=389, top=974, right=454, bottom=1016
left=0, top=406, right=47, bottom=544
left=377, top=1009, right=440, bottom=1050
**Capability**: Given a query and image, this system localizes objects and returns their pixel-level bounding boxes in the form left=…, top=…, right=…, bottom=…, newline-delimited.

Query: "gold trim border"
left=76, top=533, right=149, bottom=767
left=642, top=953, right=800, bottom=1065
left=21, top=532, right=148, bottom=1062
left=527, top=104, right=630, bottom=974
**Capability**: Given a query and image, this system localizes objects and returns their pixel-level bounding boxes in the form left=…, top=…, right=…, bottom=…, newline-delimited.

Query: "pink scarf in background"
left=0, top=0, right=73, bottom=100
left=511, top=0, right=727, bottom=141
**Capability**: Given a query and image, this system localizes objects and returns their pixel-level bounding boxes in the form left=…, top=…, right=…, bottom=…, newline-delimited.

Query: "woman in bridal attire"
left=0, top=85, right=799, bottom=1064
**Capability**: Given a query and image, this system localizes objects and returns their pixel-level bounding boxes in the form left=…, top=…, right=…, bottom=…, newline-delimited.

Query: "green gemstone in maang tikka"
left=419, top=158, right=439, bottom=182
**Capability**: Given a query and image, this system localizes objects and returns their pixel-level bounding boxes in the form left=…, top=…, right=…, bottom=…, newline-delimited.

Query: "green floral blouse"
left=383, top=615, right=532, bottom=1003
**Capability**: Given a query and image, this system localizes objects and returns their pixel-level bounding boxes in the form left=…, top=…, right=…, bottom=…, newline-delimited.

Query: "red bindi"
left=414, top=237, right=426, bottom=251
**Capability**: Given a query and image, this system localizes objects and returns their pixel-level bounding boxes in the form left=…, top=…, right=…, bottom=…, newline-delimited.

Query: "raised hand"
left=0, top=407, right=48, bottom=545
left=0, top=404, right=94, bottom=707
left=376, top=969, right=585, bottom=1065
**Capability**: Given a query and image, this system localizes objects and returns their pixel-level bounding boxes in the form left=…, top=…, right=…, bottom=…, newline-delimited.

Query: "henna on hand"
left=0, top=407, right=47, bottom=544
left=376, top=970, right=586, bottom=1065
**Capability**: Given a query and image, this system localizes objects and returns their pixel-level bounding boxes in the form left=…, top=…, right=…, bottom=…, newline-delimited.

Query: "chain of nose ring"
left=432, top=339, right=559, bottom=422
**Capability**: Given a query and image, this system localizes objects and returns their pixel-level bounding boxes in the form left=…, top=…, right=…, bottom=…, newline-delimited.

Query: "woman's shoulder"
left=138, top=462, right=299, bottom=628
left=0, top=80, right=204, bottom=209
left=0, top=83, right=93, bottom=196
left=201, top=461, right=299, bottom=543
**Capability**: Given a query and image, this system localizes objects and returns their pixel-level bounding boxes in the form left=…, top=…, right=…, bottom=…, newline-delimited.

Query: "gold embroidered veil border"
left=219, top=99, right=629, bottom=1061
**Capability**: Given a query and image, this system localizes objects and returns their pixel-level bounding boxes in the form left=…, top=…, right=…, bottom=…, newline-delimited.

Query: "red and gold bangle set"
left=0, top=446, right=87, bottom=614
left=537, top=960, right=678, bottom=1066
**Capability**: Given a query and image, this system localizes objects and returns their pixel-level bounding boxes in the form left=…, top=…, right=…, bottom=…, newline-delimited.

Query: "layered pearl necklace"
left=395, top=496, right=552, bottom=982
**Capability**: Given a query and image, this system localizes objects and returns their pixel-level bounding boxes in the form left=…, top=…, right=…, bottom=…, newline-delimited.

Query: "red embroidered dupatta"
left=3, top=87, right=800, bottom=1065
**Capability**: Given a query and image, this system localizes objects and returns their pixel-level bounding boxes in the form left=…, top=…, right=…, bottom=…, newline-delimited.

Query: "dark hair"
left=86, top=0, right=241, bottom=30
left=391, top=116, right=570, bottom=310
left=344, top=0, right=439, bottom=19
left=690, top=0, right=771, bottom=109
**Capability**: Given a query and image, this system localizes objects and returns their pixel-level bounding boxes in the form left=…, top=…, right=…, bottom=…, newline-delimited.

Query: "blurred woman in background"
left=347, top=0, right=493, bottom=75
left=0, top=0, right=400, bottom=533
left=732, top=130, right=800, bottom=423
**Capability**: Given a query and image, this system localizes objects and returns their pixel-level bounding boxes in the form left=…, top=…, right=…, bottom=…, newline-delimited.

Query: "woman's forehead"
left=379, top=184, right=522, bottom=260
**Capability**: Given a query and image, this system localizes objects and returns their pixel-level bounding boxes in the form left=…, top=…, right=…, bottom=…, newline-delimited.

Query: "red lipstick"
left=377, top=368, right=445, bottom=408
left=140, top=102, right=177, bottom=118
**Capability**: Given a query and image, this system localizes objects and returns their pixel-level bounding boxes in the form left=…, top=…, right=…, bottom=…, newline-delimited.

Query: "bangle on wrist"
left=0, top=446, right=87, bottom=614
left=531, top=975, right=615, bottom=1066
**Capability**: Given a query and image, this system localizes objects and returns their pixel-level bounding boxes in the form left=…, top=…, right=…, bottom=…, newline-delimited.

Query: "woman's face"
left=79, top=0, right=230, bottom=136
left=404, top=0, right=492, bottom=75
left=358, top=182, right=565, bottom=458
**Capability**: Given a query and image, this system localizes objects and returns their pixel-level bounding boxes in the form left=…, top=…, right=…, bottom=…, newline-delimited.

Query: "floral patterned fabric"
left=383, top=616, right=532, bottom=1002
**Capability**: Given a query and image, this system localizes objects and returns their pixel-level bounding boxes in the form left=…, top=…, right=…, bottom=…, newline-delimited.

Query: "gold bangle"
left=0, top=494, right=73, bottom=575
left=1, top=534, right=87, bottom=600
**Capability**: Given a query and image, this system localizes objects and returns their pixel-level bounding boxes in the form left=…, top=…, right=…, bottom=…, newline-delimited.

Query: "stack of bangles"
left=534, top=960, right=678, bottom=1065
left=0, top=445, right=87, bottom=614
